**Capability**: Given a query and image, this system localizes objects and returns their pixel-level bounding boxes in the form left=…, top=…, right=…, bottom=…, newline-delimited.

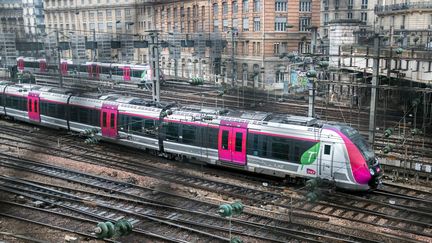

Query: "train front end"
left=336, top=126, right=383, bottom=190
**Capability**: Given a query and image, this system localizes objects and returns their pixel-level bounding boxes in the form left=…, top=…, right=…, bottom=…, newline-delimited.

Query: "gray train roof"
left=174, top=105, right=319, bottom=127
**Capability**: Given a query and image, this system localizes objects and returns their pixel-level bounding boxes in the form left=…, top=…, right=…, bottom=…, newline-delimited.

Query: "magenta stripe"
left=249, top=130, right=319, bottom=142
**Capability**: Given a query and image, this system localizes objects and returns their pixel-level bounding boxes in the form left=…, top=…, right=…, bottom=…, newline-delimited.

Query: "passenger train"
left=0, top=82, right=382, bottom=191
left=16, top=57, right=165, bottom=85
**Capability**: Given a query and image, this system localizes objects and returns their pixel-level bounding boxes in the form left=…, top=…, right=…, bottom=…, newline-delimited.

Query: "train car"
left=17, top=57, right=165, bottom=86
left=0, top=83, right=382, bottom=191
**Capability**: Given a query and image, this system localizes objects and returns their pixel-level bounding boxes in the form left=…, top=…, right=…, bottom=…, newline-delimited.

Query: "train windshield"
left=340, top=126, right=375, bottom=164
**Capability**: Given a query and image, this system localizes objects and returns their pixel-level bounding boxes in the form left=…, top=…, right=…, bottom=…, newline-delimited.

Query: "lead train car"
left=0, top=82, right=382, bottom=191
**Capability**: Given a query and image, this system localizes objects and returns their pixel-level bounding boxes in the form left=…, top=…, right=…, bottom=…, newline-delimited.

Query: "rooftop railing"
left=375, top=2, right=432, bottom=14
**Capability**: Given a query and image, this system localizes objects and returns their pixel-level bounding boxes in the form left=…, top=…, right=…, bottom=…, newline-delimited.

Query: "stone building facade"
left=152, top=0, right=320, bottom=89
left=0, top=0, right=24, bottom=37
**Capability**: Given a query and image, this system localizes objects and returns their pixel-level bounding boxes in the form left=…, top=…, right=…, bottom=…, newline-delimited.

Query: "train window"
left=235, top=132, right=242, bottom=152
left=34, top=100, right=38, bottom=113
left=110, top=113, right=115, bottom=128
left=324, top=145, right=331, bottom=155
left=88, top=109, right=99, bottom=126
left=261, top=136, right=268, bottom=157
left=130, top=116, right=143, bottom=132
left=102, top=112, right=107, bottom=127
left=144, top=119, right=156, bottom=137
left=28, top=99, right=32, bottom=111
left=165, top=123, right=179, bottom=141
left=182, top=125, right=196, bottom=145
left=207, top=127, right=219, bottom=149
left=294, top=146, right=300, bottom=162
left=222, top=130, right=229, bottom=150
left=0, top=94, right=3, bottom=107
left=271, top=137, right=289, bottom=160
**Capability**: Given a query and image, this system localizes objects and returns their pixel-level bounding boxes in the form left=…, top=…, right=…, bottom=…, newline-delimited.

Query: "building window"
left=116, top=9, right=121, bottom=18
left=275, top=0, right=287, bottom=12
left=90, top=23, right=95, bottom=30
left=107, top=22, right=112, bottom=30
left=273, top=42, right=280, bottom=55
left=243, top=17, right=249, bottom=31
left=253, top=17, right=260, bottom=31
left=361, top=12, right=367, bottom=22
left=324, top=13, right=329, bottom=25
left=97, top=11, right=103, bottom=21
left=299, top=0, right=311, bottom=12
left=243, top=0, right=249, bottom=13
left=223, top=19, right=228, bottom=31
left=348, top=0, right=353, bottom=9
left=335, top=0, right=339, bottom=9
left=116, top=21, right=121, bottom=31
left=106, top=10, right=112, bottom=18
left=243, top=41, right=249, bottom=55
left=299, top=17, right=310, bottom=32
left=222, top=2, right=228, bottom=16
left=213, top=3, right=218, bottom=16
left=334, top=13, right=339, bottom=20
left=125, top=9, right=131, bottom=16
left=232, top=1, right=238, bottom=14
left=98, top=23, right=104, bottom=30
left=253, top=0, right=260, bottom=12
left=361, top=0, right=368, bottom=9
left=213, top=20, right=219, bottom=32
left=274, top=17, right=287, bottom=31
left=347, top=12, right=352, bottom=19
left=233, top=18, right=238, bottom=30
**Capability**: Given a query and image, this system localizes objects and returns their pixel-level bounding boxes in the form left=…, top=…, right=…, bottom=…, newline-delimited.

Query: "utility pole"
left=93, top=29, right=96, bottom=62
left=56, top=30, right=63, bottom=88
left=231, top=28, right=237, bottom=87
left=368, top=34, right=380, bottom=145
left=149, top=31, right=160, bottom=103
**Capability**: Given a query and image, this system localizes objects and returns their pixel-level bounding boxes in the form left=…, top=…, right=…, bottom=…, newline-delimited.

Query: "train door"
left=87, top=65, right=93, bottom=78
left=319, top=143, right=334, bottom=179
left=17, top=59, right=24, bottom=71
left=218, top=123, right=247, bottom=165
left=100, top=104, right=118, bottom=138
left=61, top=62, right=68, bottom=75
left=123, top=67, right=131, bottom=81
left=39, top=60, right=47, bottom=72
left=95, top=64, right=100, bottom=79
left=27, top=92, right=40, bottom=122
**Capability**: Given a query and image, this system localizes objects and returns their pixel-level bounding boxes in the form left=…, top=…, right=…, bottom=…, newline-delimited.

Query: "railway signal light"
left=384, top=128, right=393, bottom=138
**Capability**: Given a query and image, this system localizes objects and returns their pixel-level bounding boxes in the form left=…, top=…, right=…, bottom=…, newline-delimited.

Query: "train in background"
left=16, top=57, right=165, bottom=86
left=0, top=81, right=383, bottom=191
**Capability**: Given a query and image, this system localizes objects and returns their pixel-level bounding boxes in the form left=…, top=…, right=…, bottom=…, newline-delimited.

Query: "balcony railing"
left=375, top=2, right=432, bottom=14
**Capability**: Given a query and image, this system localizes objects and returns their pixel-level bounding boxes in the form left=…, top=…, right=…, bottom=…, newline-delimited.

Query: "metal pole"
left=56, top=30, right=63, bottom=88
left=93, top=29, right=96, bottom=62
left=368, top=34, right=380, bottom=144
left=149, top=31, right=160, bottom=102
left=308, top=78, right=315, bottom=118
left=231, top=28, right=236, bottom=87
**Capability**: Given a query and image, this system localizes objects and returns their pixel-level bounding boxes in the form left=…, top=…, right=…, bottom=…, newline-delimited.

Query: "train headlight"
left=369, top=168, right=375, bottom=176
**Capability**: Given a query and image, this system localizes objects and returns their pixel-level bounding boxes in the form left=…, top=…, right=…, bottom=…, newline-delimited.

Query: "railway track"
left=0, top=120, right=429, bottom=242
left=0, top=155, right=379, bottom=243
